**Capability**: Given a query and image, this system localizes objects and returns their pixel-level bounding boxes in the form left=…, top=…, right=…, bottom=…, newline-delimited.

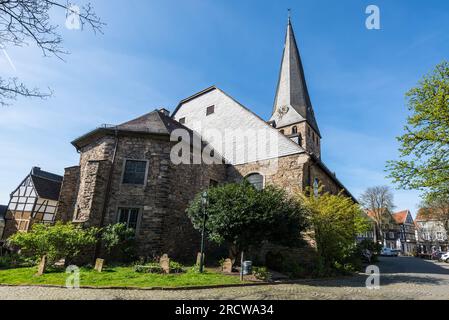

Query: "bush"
left=0, top=254, right=36, bottom=269
left=169, top=261, right=184, bottom=274
left=8, top=222, right=99, bottom=266
left=133, top=261, right=185, bottom=274
left=252, top=266, right=270, bottom=281
left=300, top=189, right=370, bottom=276
left=134, top=263, right=164, bottom=274
left=101, top=223, right=136, bottom=262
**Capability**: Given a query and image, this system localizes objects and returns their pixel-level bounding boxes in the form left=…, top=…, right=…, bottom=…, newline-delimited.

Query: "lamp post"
left=199, top=191, right=208, bottom=273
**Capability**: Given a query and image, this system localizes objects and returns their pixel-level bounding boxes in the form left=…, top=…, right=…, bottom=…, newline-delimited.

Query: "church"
left=56, top=18, right=354, bottom=260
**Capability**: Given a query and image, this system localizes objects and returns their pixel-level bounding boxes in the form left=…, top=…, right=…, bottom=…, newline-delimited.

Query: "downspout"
left=93, top=128, right=120, bottom=260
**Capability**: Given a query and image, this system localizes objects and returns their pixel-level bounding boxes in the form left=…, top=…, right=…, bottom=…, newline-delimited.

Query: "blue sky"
left=0, top=0, right=448, bottom=216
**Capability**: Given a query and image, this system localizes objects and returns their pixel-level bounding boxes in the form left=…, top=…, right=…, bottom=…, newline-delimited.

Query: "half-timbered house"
left=2, top=167, right=62, bottom=239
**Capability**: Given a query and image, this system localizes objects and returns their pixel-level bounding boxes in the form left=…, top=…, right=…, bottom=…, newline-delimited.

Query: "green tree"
left=387, top=61, right=449, bottom=200
left=8, top=222, right=98, bottom=267
left=187, top=181, right=308, bottom=263
left=300, top=189, right=369, bottom=275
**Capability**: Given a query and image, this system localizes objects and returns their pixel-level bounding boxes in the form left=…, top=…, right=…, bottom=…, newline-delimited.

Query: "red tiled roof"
left=416, top=208, right=441, bottom=221
left=392, top=210, right=409, bottom=224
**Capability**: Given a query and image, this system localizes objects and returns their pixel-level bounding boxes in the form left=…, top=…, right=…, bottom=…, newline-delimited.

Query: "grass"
left=0, top=266, right=246, bottom=288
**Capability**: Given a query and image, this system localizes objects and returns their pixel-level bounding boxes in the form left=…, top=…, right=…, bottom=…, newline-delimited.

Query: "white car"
left=441, top=252, right=449, bottom=263
left=381, top=247, right=399, bottom=257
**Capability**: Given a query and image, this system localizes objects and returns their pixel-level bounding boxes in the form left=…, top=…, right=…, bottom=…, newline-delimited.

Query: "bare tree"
left=359, top=186, right=396, bottom=243
left=0, top=0, right=104, bottom=106
left=420, top=195, right=449, bottom=239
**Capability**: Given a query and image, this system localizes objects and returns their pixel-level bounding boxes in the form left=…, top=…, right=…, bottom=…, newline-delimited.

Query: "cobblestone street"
left=1, top=257, right=449, bottom=300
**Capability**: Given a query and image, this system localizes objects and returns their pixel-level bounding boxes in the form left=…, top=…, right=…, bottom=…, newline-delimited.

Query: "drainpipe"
left=93, top=128, right=120, bottom=260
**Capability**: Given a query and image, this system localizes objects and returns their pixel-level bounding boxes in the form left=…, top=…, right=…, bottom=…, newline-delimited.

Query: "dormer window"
left=292, top=126, right=298, bottom=134
left=206, top=105, right=215, bottom=116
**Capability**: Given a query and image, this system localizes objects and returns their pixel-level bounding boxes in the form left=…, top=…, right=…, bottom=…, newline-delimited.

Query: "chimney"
left=159, top=108, right=170, bottom=117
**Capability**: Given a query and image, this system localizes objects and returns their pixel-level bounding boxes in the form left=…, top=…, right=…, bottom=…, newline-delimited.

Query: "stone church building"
left=56, top=18, right=354, bottom=261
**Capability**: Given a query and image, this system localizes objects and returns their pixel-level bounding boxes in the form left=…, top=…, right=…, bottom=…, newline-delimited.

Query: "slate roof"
left=270, top=18, right=321, bottom=136
left=30, top=167, right=63, bottom=201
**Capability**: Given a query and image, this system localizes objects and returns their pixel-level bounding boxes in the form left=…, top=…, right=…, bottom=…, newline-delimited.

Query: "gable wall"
left=173, top=89, right=303, bottom=165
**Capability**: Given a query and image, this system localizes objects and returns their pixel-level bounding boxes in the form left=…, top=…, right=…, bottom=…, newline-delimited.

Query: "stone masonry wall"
left=56, top=166, right=80, bottom=222
left=227, top=153, right=308, bottom=196
left=277, top=122, right=321, bottom=158
left=164, top=160, right=228, bottom=262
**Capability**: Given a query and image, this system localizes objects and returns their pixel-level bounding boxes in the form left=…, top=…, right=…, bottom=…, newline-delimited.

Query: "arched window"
left=313, top=178, right=320, bottom=197
left=246, top=173, right=264, bottom=191
left=298, top=133, right=303, bottom=147
left=280, top=129, right=285, bottom=135
left=292, top=126, right=298, bottom=134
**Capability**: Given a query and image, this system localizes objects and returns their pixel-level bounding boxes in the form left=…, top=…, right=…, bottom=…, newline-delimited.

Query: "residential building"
left=392, top=210, right=417, bottom=255
left=2, top=167, right=62, bottom=240
left=415, top=208, right=448, bottom=253
left=0, top=205, right=6, bottom=241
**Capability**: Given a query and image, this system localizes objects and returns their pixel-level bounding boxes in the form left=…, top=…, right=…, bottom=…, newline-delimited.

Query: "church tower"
left=270, top=17, right=321, bottom=158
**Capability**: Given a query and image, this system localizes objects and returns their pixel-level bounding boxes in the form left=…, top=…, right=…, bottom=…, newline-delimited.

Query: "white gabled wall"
left=173, top=88, right=303, bottom=165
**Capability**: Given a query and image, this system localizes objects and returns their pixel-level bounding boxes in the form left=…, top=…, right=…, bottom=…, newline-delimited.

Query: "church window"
left=298, top=134, right=303, bottom=147
left=206, top=105, right=215, bottom=116
left=246, top=173, right=264, bottom=191
left=179, top=117, right=186, bottom=124
left=122, top=160, right=148, bottom=185
left=313, top=178, right=320, bottom=197
left=117, top=207, right=140, bottom=230
left=280, top=129, right=285, bottom=135
left=292, top=126, right=298, bottom=134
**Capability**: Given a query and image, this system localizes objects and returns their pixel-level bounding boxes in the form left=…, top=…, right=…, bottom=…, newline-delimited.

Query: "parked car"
left=441, top=252, right=449, bottom=263
left=381, top=247, right=399, bottom=257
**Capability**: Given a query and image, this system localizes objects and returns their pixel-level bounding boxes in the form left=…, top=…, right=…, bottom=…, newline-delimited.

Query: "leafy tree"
left=300, top=189, right=369, bottom=275
left=0, top=0, right=104, bottom=106
left=187, top=181, right=308, bottom=263
left=387, top=61, right=449, bottom=200
left=359, top=186, right=396, bottom=242
left=101, top=223, right=137, bottom=262
left=8, top=222, right=98, bottom=267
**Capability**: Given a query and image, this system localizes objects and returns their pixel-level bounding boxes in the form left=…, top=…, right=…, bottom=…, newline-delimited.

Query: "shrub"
left=101, top=223, right=136, bottom=262
left=8, top=222, right=99, bottom=266
left=0, top=254, right=36, bottom=269
left=134, top=263, right=164, bottom=274
left=299, top=189, right=370, bottom=276
left=169, top=261, right=185, bottom=274
left=133, top=261, right=185, bottom=274
left=252, top=266, right=271, bottom=281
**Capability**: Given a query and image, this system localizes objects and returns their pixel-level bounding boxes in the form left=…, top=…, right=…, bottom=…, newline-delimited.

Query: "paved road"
left=1, top=257, right=449, bottom=300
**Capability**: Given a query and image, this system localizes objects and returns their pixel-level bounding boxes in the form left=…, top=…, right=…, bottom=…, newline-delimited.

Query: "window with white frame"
left=117, top=208, right=140, bottom=230
left=122, top=160, right=147, bottom=185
